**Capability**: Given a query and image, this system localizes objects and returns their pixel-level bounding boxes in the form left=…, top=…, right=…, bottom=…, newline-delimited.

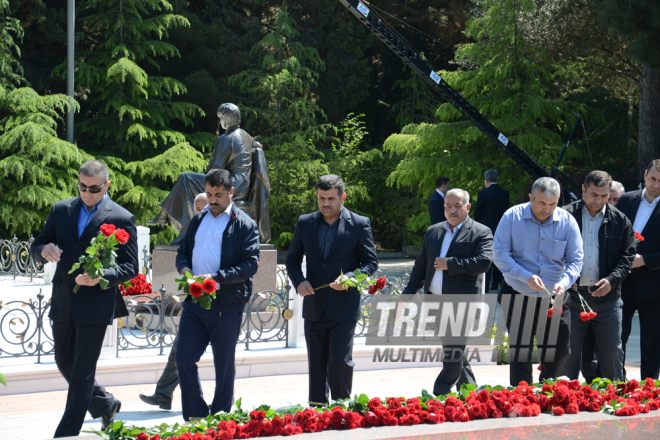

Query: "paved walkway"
left=0, top=364, right=643, bottom=440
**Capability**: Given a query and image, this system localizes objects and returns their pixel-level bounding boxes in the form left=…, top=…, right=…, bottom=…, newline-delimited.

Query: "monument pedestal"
left=152, top=244, right=277, bottom=296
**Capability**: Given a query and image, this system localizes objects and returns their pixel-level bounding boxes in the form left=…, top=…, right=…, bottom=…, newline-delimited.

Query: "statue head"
left=217, top=103, right=241, bottom=131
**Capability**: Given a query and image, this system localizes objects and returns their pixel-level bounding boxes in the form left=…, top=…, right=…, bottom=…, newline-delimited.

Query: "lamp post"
left=66, top=0, right=75, bottom=144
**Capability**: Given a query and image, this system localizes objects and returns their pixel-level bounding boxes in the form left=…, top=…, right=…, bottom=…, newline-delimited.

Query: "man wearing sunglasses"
left=31, top=160, right=139, bottom=437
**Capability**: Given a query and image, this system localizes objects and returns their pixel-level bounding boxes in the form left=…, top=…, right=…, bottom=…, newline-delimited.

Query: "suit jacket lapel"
left=642, top=199, right=660, bottom=237
left=69, top=198, right=83, bottom=241
left=432, top=225, right=446, bottom=258
left=326, top=208, right=350, bottom=260
left=79, top=199, right=113, bottom=243
left=446, top=218, right=472, bottom=256
left=625, top=191, right=643, bottom=225
left=308, top=211, right=323, bottom=258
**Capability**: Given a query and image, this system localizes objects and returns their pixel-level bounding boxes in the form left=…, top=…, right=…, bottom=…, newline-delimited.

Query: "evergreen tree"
left=0, top=0, right=86, bottom=237
left=229, top=6, right=331, bottom=247
left=384, top=0, right=579, bottom=229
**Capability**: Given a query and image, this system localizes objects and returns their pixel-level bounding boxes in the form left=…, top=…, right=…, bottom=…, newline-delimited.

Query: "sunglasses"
left=78, top=181, right=108, bottom=194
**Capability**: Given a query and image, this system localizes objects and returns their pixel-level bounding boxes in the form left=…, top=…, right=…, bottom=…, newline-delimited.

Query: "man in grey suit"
left=403, top=188, right=493, bottom=395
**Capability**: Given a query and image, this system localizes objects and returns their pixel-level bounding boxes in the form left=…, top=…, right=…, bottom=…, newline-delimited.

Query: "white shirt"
left=579, top=205, right=605, bottom=286
left=436, top=189, right=446, bottom=199
left=192, top=203, right=233, bottom=276
left=429, top=220, right=466, bottom=294
left=633, top=189, right=659, bottom=234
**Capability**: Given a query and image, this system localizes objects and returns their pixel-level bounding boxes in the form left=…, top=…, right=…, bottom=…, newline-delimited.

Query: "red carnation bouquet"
left=577, top=292, right=597, bottom=321
left=635, top=232, right=645, bottom=243
left=175, top=271, right=217, bottom=309
left=313, top=269, right=388, bottom=294
left=120, top=273, right=153, bottom=296
left=68, top=223, right=130, bottom=293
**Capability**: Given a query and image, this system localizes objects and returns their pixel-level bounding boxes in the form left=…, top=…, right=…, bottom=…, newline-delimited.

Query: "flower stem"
left=314, top=284, right=330, bottom=291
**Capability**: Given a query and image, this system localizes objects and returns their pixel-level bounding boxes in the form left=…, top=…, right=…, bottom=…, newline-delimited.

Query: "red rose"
left=478, top=389, right=490, bottom=403
left=615, top=406, right=632, bottom=416
left=190, top=282, right=204, bottom=298
left=282, top=425, right=294, bottom=436
left=552, top=407, right=565, bottom=416
left=293, top=426, right=303, bottom=434
left=376, top=277, right=386, bottom=290
left=368, top=397, right=381, bottom=410
left=114, top=228, right=130, bottom=244
left=364, top=411, right=379, bottom=425
left=368, top=284, right=378, bottom=295
left=635, top=232, right=645, bottom=242
left=202, top=279, right=217, bottom=293
left=150, top=436, right=161, bottom=440
left=100, top=223, right=116, bottom=237
left=136, top=433, right=149, bottom=440
left=566, top=403, right=579, bottom=414
left=588, top=401, right=601, bottom=412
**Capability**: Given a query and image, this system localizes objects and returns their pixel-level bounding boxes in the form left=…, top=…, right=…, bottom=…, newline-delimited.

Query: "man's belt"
left=576, top=285, right=598, bottom=294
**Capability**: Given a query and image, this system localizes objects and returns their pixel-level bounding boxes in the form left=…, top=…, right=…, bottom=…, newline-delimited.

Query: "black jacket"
left=402, top=217, right=493, bottom=295
left=562, top=200, right=636, bottom=300
left=474, top=183, right=510, bottom=233
left=285, top=207, right=378, bottom=322
left=616, top=190, right=660, bottom=301
left=176, top=204, right=260, bottom=314
left=428, top=191, right=446, bottom=225
left=30, top=197, right=137, bottom=325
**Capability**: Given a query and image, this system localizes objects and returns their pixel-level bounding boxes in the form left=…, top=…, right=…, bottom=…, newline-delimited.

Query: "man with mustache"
left=494, top=177, right=583, bottom=385
left=402, top=188, right=493, bottom=395
left=286, top=175, right=378, bottom=406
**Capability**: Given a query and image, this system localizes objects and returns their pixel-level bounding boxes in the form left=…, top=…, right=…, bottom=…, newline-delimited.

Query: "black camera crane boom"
left=338, top=0, right=581, bottom=199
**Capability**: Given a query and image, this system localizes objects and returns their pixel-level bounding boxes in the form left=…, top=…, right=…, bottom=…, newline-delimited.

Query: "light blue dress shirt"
left=493, top=202, right=583, bottom=296
left=192, top=203, right=233, bottom=277
left=78, top=193, right=108, bottom=238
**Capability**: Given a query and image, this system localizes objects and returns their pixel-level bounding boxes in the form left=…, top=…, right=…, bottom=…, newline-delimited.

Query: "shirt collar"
left=444, top=219, right=466, bottom=233
left=436, top=189, right=445, bottom=198
left=641, top=189, right=660, bottom=207
left=81, top=193, right=108, bottom=213
left=487, top=182, right=498, bottom=188
left=582, top=203, right=606, bottom=219
left=203, top=202, right=233, bottom=219
left=522, top=202, right=559, bottom=224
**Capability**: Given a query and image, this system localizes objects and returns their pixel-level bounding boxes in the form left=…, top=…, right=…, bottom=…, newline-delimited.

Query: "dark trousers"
left=501, top=283, right=571, bottom=386
left=485, top=265, right=503, bottom=291
left=52, top=317, right=116, bottom=438
left=432, top=344, right=477, bottom=396
left=304, top=314, right=356, bottom=405
left=580, top=325, right=601, bottom=382
left=564, top=293, right=624, bottom=381
left=622, top=282, right=660, bottom=380
left=175, top=301, right=243, bottom=421
left=155, top=338, right=179, bottom=399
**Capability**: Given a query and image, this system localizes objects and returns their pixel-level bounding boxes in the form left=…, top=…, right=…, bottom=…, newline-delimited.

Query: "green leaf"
left=86, top=245, right=97, bottom=256
left=185, top=271, right=193, bottom=278
left=357, top=393, right=369, bottom=405
left=68, top=262, right=81, bottom=274
left=0, top=371, right=6, bottom=386
left=99, top=278, right=109, bottom=290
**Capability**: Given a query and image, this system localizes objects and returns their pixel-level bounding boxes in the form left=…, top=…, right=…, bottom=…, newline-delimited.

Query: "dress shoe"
left=139, top=393, right=172, bottom=410
left=101, top=399, right=121, bottom=431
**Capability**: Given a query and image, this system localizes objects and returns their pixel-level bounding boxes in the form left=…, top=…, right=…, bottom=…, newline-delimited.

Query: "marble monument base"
left=151, top=244, right=277, bottom=298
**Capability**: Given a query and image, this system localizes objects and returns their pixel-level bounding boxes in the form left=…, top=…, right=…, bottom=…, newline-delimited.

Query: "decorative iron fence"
left=0, top=236, right=44, bottom=280
left=0, top=289, right=53, bottom=362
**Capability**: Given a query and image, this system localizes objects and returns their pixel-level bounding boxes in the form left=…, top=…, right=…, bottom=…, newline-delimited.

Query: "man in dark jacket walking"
left=174, top=169, right=259, bottom=420
left=561, top=171, right=635, bottom=382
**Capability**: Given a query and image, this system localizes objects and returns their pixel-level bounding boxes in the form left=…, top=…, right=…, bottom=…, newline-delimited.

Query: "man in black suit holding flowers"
left=31, top=160, right=138, bottom=437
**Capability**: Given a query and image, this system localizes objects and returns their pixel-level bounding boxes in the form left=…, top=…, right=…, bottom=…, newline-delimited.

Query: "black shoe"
left=101, top=399, right=121, bottom=431
left=139, top=393, right=172, bottom=410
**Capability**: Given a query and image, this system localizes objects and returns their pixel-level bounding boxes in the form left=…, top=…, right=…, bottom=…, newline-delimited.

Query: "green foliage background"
left=0, top=0, right=648, bottom=250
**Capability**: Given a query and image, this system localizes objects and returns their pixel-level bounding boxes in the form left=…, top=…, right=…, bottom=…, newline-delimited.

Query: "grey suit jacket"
left=402, top=217, right=493, bottom=295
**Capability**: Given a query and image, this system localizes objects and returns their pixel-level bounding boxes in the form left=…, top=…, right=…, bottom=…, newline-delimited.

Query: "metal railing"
left=0, top=236, right=44, bottom=281
left=0, top=289, right=53, bottom=362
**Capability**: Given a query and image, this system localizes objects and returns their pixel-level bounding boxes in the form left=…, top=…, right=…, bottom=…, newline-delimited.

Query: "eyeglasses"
left=78, top=181, right=108, bottom=194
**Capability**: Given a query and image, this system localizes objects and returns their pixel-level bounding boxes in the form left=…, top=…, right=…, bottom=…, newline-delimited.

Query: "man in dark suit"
left=474, top=169, right=510, bottom=291
left=30, top=160, right=138, bottom=437
left=286, top=175, right=378, bottom=405
left=616, top=159, right=660, bottom=379
left=403, top=188, right=493, bottom=395
left=428, top=176, right=451, bottom=225
left=175, top=169, right=259, bottom=420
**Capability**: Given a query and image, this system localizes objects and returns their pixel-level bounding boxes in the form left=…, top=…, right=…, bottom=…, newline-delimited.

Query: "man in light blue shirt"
left=494, top=177, right=583, bottom=386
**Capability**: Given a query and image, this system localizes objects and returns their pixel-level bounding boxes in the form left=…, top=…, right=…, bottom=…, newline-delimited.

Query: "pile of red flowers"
left=104, top=377, right=660, bottom=440
left=120, top=273, right=153, bottom=296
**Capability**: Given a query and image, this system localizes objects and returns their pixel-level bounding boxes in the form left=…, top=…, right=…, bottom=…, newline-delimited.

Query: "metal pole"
left=66, top=0, right=75, bottom=143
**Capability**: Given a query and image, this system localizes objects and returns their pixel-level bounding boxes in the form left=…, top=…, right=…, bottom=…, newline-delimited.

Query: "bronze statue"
left=148, top=103, right=271, bottom=244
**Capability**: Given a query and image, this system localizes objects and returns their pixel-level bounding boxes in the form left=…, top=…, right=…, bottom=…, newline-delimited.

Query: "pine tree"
left=0, top=0, right=86, bottom=237
left=384, top=0, right=579, bottom=227
left=229, top=6, right=332, bottom=247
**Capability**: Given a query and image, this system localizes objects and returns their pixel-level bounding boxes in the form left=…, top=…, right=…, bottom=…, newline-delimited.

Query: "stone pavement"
left=0, top=364, right=644, bottom=440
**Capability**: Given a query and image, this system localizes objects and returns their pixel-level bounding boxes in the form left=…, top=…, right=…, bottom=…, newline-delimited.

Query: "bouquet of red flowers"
left=175, top=271, right=217, bottom=309
left=635, top=232, right=645, bottom=243
left=120, top=273, right=153, bottom=296
left=68, top=223, right=130, bottom=293
left=577, top=292, right=597, bottom=321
